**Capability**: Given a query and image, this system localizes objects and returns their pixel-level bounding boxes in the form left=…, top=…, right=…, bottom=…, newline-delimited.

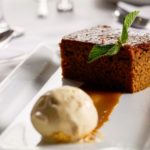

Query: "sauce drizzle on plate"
left=82, top=85, right=121, bottom=129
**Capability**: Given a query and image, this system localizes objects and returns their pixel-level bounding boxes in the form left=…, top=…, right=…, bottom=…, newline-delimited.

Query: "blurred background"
left=2, top=0, right=116, bottom=43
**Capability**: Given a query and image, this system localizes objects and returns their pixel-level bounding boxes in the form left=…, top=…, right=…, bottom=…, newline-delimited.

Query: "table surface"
left=3, top=0, right=116, bottom=42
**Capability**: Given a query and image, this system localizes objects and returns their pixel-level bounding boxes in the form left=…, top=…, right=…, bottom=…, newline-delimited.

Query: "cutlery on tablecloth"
left=37, top=0, right=49, bottom=18
left=115, top=2, right=150, bottom=29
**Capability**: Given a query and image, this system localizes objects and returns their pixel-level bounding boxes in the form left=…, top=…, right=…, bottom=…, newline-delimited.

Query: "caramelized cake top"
left=63, top=25, right=150, bottom=46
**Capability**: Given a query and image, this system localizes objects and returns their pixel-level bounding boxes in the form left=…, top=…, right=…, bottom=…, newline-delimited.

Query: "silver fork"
left=115, top=1, right=150, bottom=29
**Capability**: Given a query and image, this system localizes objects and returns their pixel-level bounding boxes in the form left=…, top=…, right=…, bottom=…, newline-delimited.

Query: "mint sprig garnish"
left=88, top=11, right=139, bottom=63
left=120, top=11, right=139, bottom=43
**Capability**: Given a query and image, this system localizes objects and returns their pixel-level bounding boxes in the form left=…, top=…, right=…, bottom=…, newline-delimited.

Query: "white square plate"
left=0, top=44, right=59, bottom=133
left=0, top=68, right=149, bottom=150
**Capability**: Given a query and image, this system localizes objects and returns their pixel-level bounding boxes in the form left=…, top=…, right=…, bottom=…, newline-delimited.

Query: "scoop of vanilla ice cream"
left=31, top=86, right=98, bottom=142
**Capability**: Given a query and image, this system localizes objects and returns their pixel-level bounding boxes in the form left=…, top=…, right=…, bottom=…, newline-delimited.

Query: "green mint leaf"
left=104, top=44, right=121, bottom=56
left=88, top=44, right=121, bottom=63
left=120, top=25, right=128, bottom=44
left=88, top=44, right=114, bottom=63
left=121, top=11, right=139, bottom=43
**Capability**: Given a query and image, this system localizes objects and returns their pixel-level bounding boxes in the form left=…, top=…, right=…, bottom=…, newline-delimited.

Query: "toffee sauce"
left=82, top=85, right=122, bottom=129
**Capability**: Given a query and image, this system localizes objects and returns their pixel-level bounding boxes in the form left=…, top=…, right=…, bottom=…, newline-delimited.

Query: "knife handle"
left=37, top=0, right=48, bottom=18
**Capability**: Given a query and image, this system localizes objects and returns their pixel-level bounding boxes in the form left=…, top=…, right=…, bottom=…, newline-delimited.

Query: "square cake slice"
left=60, top=25, right=150, bottom=93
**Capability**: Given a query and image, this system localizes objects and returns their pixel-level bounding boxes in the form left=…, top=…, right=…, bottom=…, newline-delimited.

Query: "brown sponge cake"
left=60, top=25, right=150, bottom=93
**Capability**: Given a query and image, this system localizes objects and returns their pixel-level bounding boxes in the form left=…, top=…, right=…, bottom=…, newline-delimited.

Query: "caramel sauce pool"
left=82, top=86, right=122, bottom=129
